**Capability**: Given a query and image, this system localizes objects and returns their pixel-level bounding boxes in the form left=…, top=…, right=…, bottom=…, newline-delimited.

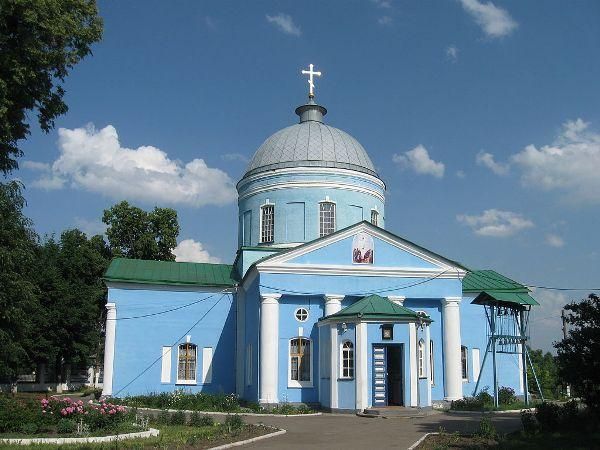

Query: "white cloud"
left=392, top=145, right=445, bottom=178
left=174, top=239, right=221, bottom=264
left=545, top=233, right=565, bottom=248
left=265, top=13, right=301, bottom=36
left=74, top=217, right=107, bottom=237
left=22, top=160, right=50, bottom=172
left=371, top=0, right=392, bottom=8
left=30, top=124, right=236, bottom=207
left=446, top=45, right=459, bottom=62
left=221, top=153, right=249, bottom=163
left=378, top=16, right=393, bottom=26
left=511, top=119, right=600, bottom=204
left=31, top=174, right=66, bottom=190
left=459, top=0, right=518, bottom=38
left=456, top=170, right=466, bottom=179
left=476, top=150, right=509, bottom=175
left=457, top=209, right=534, bottom=237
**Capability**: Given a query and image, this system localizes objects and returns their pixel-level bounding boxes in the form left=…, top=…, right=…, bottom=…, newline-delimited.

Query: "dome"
left=243, top=101, right=378, bottom=179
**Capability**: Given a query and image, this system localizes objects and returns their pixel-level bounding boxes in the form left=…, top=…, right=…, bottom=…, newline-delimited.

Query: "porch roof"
left=321, top=294, right=431, bottom=322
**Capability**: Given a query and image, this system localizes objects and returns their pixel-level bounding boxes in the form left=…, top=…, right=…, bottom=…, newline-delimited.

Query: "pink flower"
left=88, top=400, right=93, bottom=404
left=60, top=409, right=67, bottom=416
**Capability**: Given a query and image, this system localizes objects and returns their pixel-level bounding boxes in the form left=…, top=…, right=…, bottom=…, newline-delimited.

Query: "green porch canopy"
left=321, top=294, right=431, bottom=322
left=463, top=270, right=539, bottom=308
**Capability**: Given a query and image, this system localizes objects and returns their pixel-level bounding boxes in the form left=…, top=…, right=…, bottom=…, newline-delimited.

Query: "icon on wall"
left=352, top=232, right=374, bottom=264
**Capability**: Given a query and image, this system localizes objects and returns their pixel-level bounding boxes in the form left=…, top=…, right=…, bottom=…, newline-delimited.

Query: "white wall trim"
left=256, top=264, right=464, bottom=279
left=388, top=295, right=406, bottom=306
left=409, top=323, right=418, bottom=407
left=330, top=325, right=339, bottom=409
left=442, top=297, right=463, bottom=401
left=324, top=294, right=344, bottom=316
left=104, top=282, right=236, bottom=293
left=259, top=293, right=281, bottom=404
left=101, top=303, right=116, bottom=397
left=161, top=346, right=171, bottom=383
left=238, top=181, right=385, bottom=203
left=355, top=323, right=368, bottom=411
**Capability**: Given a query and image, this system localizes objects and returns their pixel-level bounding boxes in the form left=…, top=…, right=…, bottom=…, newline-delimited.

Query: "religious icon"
left=352, top=232, right=374, bottom=264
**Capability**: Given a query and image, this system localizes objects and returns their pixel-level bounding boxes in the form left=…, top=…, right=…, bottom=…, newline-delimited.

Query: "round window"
left=295, top=308, right=309, bottom=322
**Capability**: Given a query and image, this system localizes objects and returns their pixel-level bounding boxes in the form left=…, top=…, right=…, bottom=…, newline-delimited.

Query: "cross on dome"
left=301, top=63, right=322, bottom=99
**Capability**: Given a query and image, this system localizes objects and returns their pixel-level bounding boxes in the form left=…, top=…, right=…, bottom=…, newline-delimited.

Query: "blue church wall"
left=336, top=323, right=356, bottom=410
left=242, top=278, right=260, bottom=402
left=318, top=326, right=331, bottom=407
left=235, top=247, right=282, bottom=278
left=108, top=286, right=236, bottom=397
left=276, top=295, right=323, bottom=403
left=367, top=323, right=411, bottom=407
left=237, top=185, right=385, bottom=247
left=416, top=325, right=431, bottom=407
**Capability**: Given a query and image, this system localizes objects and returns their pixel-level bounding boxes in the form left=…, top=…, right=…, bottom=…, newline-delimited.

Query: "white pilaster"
left=388, top=295, right=406, bottom=306
left=409, top=322, right=417, bottom=406
left=102, top=303, right=116, bottom=397
left=324, top=294, right=344, bottom=316
left=330, top=324, right=338, bottom=409
left=235, top=288, right=246, bottom=396
left=424, top=324, right=432, bottom=406
left=355, top=322, right=368, bottom=411
left=442, top=297, right=463, bottom=401
left=259, top=293, right=281, bottom=404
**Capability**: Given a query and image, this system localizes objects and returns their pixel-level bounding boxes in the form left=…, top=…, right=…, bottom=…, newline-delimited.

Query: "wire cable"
left=109, top=293, right=223, bottom=321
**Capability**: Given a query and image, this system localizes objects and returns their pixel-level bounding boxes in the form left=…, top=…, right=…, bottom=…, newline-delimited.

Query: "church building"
left=101, top=66, right=536, bottom=411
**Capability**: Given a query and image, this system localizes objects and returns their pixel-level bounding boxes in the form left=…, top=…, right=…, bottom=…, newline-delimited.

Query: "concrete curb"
left=135, top=406, right=321, bottom=418
left=208, top=428, right=287, bottom=449
left=445, top=408, right=534, bottom=415
left=0, top=428, right=159, bottom=445
left=407, top=432, right=439, bottom=450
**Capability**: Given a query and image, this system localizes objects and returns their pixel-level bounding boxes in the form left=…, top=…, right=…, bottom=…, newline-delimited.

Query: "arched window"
left=260, top=203, right=275, bottom=243
left=319, top=201, right=336, bottom=237
left=177, top=342, right=197, bottom=383
left=370, top=209, right=379, bottom=226
left=430, top=340, right=435, bottom=385
left=461, top=345, right=468, bottom=381
left=289, top=337, right=311, bottom=386
left=341, top=340, right=354, bottom=379
left=418, top=339, right=425, bottom=378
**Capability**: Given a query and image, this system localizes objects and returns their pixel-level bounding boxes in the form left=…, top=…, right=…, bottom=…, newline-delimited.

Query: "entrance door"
left=372, top=346, right=387, bottom=406
left=387, top=345, right=404, bottom=406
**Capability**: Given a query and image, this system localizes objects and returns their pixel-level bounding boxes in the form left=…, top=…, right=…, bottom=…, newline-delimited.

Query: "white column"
left=409, top=323, right=417, bottom=406
left=424, top=324, right=432, bottom=406
left=259, top=293, right=281, bottom=404
left=355, top=322, right=368, bottom=411
left=442, top=297, right=463, bottom=401
left=330, top=324, right=338, bottom=409
left=102, top=303, right=116, bottom=397
left=324, top=294, right=344, bottom=316
left=388, top=295, right=406, bottom=306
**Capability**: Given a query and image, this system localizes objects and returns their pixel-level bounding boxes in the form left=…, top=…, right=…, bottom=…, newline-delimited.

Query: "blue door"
left=372, top=345, right=387, bottom=406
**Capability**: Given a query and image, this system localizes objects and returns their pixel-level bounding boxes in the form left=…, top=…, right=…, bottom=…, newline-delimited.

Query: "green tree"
left=0, top=0, right=103, bottom=174
left=527, top=348, right=561, bottom=399
left=555, top=294, right=600, bottom=413
left=33, top=229, right=111, bottom=382
left=0, top=181, right=38, bottom=382
left=102, top=201, right=179, bottom=261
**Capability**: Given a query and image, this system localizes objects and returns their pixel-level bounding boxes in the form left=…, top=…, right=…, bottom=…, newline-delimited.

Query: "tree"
left=0, top=181, right=38, bottom=382
left=0, top=0, right=103, bottom=174
left=555, top=294, right=600, bottom=413
left=527, top=347, right=561, bottom=399
left=102, top=201, right=179, bottom=261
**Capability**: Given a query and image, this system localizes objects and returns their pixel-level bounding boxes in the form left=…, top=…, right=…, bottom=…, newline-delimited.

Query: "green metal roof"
left=463, top=270, right=529, bottom=293
left=472, top=291, right=539, bottom=307
left=104, top=258, right=238, bottom=287
left=321, top=294, right=430, bottom=322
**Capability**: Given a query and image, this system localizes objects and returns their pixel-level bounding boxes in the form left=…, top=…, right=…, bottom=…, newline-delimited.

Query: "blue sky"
left=15, top=0, right=600, bottom=352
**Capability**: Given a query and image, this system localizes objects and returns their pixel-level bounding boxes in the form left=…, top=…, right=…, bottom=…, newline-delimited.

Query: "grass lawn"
left=0, top=423, right=275, bottom=449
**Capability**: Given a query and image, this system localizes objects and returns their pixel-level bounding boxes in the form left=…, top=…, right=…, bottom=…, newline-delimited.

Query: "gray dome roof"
left=243, top=102, right=378, bottom=179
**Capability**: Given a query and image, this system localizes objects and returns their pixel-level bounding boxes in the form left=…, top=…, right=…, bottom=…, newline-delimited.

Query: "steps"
left=359, top=407, right=436, bottom=419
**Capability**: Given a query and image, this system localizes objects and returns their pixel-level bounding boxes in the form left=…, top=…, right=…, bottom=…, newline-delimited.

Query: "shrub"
left=561, top=399, right=579, bottom=426
left=193, top=414, right=214, bottom=427
left=520, top=410, right=538, bottom=434
left=477, top=416, right=497, bottom=440
left=156, top=410, right=170, bottom=425
left=535, top=401, right=561, bottom=431
left=499, top=386, right=517, bottom=405
left=475, top=387, right=494, bottom=406
left=224, top=414, right=244, bottom=432
left=57, top=419, right=76, bottom=434
left=170, top=410, right=186, bottom=425
left=20, top=422, right=39, bottom=435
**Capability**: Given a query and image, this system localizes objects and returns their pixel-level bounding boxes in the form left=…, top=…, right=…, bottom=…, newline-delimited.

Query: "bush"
left=57, top=419, right=76, bottom=434
left=535, top=402, right=561, bottom=431
left=189, top=413, right=214, bottom=427
left=475, top=388, right=494, bottom=406
left=477, top=416, right=497, bottom=439
left=224, top=414, right=244, bottom=432
left=499, top=386, right=517, bottom=405
left=156, top=410, right=170, bottom=425
left=170, top=410, right=186, bottom=425
left=520, top=410, right=538, bottom=434
left=20, top=422, right=39, bottom=435
left=561, top=399, right=579, bottom=426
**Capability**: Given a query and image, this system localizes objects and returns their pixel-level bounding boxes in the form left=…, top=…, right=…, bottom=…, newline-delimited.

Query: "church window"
left=461, top=345, right=468, bottom=381
left=289, top=337, right=311, bottom=386
left=260, top=203, right=274, bottom=243
left=418, top=339, right=425, bottom=378
left=294, top=308, right=309, bottom=322
left=430, top=341, right=435, bottom=385
left=371, top=209, right=379, bottom=226
left=319, top=201, right=336, bottom=237
left=177, top=343, right=197, bottom=384
left=341, top=340, right=354, bottom=379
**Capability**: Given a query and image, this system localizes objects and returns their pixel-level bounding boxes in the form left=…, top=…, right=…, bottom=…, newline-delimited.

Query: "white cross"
left=301, top=63, right=322, bottom=98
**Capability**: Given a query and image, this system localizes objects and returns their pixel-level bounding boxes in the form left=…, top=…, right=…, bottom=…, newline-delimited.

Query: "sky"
left=13, top=0, right=600, bottom=353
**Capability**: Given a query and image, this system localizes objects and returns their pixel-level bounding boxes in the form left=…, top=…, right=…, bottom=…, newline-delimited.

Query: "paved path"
left=241, top=411, right=521, bottom=449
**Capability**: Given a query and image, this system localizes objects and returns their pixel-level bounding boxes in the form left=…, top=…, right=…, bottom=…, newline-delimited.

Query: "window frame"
left=370, top=209, right=379, bottom=226
left=430, top=340, right=435, bottom=385
left=294, top=308, right=309, bottom=323
left=339, top=340, right=354, bottom=380
left=461, top=345, right=469, bottom=381
left=259, top=202, right=275, bottom=244
left=176, top=342, right=198, bottom=385
left=288, top=337, right=313, bottom=388
left=418, top=339, right=426, bottom=379
left=318, top=200, right=336, bottom=237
